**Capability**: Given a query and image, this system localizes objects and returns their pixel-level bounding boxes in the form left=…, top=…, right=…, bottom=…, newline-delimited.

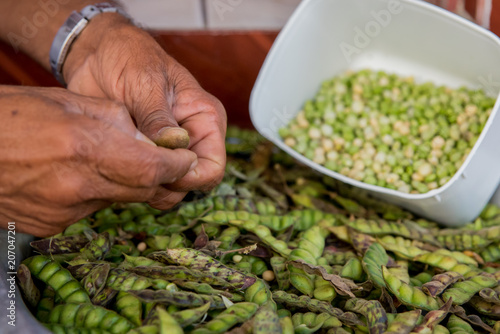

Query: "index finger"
left=167, top=97, right=227, bottom=192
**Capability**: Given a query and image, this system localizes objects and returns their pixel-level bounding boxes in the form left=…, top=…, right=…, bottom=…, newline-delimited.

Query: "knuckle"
left=136, top=156, right=162, bottom=188
left=104, top=100, right=128, bottom=120
left=198, top=169, right=225, bottom=192
left=56, top=121, right=90, bottom=161
left=134, top=187, right=158, bottom=203
left=99, top=101, right=132, bottom=129
left=54, top=177, right=89, bottom=205
left=148, top=200, right=176, bottom=211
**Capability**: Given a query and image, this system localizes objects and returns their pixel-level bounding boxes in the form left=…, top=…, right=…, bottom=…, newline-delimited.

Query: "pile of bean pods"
left=19, top=126, right=500, bottom=334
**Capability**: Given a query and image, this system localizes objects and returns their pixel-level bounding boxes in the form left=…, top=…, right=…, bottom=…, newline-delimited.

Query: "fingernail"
left=155, top=127, right=190, bottom=149
left=136, top=131, right=157, bottom=146
left=189, top=159, right=198, bottom=172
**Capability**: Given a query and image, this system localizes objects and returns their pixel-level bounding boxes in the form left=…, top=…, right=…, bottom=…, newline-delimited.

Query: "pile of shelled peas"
left=279, top=69, right=496, bottom=194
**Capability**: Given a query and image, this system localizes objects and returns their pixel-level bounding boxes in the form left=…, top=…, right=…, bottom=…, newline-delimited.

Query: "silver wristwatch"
left=49, top=3, right=128, bottom=86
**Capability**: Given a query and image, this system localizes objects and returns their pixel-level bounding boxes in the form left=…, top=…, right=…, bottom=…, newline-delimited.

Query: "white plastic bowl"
left=250, top=0, right=500, bottom=227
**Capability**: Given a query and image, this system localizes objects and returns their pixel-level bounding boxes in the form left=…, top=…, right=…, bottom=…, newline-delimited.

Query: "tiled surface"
left=118, top=0, right=205, bottom=30
left=205, top=0, right=302, bottom=30
left=118, top=0, right=301, bottom=30
left=118, top=0, right=487, bottom=31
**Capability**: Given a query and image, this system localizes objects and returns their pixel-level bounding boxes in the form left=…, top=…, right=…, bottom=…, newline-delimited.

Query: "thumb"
left=86, top=116, right=199, bottom=188
left=64, top=93, right=156, bottom=146
left=130, top=88, right=190, bottom=149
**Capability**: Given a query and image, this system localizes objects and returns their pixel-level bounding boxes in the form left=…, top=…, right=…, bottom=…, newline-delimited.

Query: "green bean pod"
left=382, top=266, right=441, bottom=311
left=325, top=327, right=353, bottom=334
left=412, top=272, right=434, bottom=286
left=422, top=272, right=463, bottom=297
left=433, top=249, right=478, bottom=266
left=235, top=255, right=268, bottom=276
left=47, top=303, right=134, bottom=334
left=349, top=229, right=377, bottom=255
left=289, top=226, right=325, bottom=296
left=433, top=324, right=451, bottom=334
left=494, top=322, right=500, bottom=334
left=91, top=287, right=118, bottom=307
left=17, top=264, right=40, bottom=308
left=270, top=256, right=290, bottom=291
left=244, top=279, right=276, bottom=309
left=105, top=242, right=139, bottom=260
left=347, top=219, right=440, bottom=246
left=436, top=232, right=492, bottom=251
left=252, top=303, right=282, bottom=334
left=81, top=263, right=110, bottom=298
left=442, top=274, right=498, bottom=305
left=193, top=224, right=221, bottom=238
left=344, top=298, right=387, bottom=334
left=62, top=219, right=93, bottom=236
left=469, top=296, right=500, bottom=318
left=280, top=316, right=295, bottom=334
left=69, top=232, right=112, bottom=265
left=216, top=226, right=241, bottom=252
left=174, top=281, right=244, bottom=301
left=201, top=210, right=297, bottom=232
left=127, top=325, right=158, bottom=334
left=287, top=210, right=339, bottom=231
left=313, top=264, right=338, bottom=302
left=228, top=220, right=291, bottom=256
left=30, top=234, right=91, bottom=255
left=323, top=248, right=357, bottom=266
left=43, top=323, right=114, bottom=334
left=179, top=195, right=279, bottom=218
left=120, top=255, right=165, bottom=269
left=411, top=301, right=451, bottom=334
left=479, top=287, right=500, bottom=305
left=130, top=289, right=226, bottom=309
left=384, top=309, right=421, bottom=334
left=387, top=261, right=410, bottom=285
left=292, top=312, right=342, bottom=331
left=130, top=265, right=236, bottom=289
left=330, top=194, right=367, bottom=216
left=191, top=302, right=258, bottom=334
left=37, top=287, right=56, bottom=323
left=105, top=269, right=152, bottom=291
left=480, top=242, right=500, bottom=263
left=23, top=255, right=90, bottom=304
left=446, top=314, right=475, bottom=334
left=115, top=291, right=142, bottom=327
left=271, top=291, right=361, bottom=326
left=171, top=302, right=211, bottom=327
left=157, top=306, right=183, bottom=334
left=377, top=235, right=430, bottom=259
left=144, top=236, right=169, bottom=251
left=362, top=243, right=390, bottom=288
left=148, top=249, right=256, bottom=290
left=68, top=262, right=112, bottom=280
left=413, top=253, right=481, bottom=277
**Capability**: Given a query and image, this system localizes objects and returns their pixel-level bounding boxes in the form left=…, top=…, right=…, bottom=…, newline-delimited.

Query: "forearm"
left=0, top=0, right=122, bottom=71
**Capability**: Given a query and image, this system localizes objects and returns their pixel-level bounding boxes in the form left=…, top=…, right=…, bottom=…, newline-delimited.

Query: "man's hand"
left=0, top=1, right=227, bottom=212
left=0, top=86, right=197, bottom=237
left=63, top=14, right=227, bottom=209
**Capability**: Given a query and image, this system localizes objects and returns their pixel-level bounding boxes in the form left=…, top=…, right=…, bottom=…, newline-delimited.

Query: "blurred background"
left=0, top=0, right=497, bottom=128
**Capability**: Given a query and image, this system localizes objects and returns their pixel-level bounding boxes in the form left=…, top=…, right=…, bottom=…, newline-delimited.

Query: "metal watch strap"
left=49, top=3, right=127, bottom=86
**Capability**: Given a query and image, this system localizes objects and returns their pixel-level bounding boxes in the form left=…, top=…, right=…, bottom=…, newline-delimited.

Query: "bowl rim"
left=250, top=0, right=500, bottom=201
